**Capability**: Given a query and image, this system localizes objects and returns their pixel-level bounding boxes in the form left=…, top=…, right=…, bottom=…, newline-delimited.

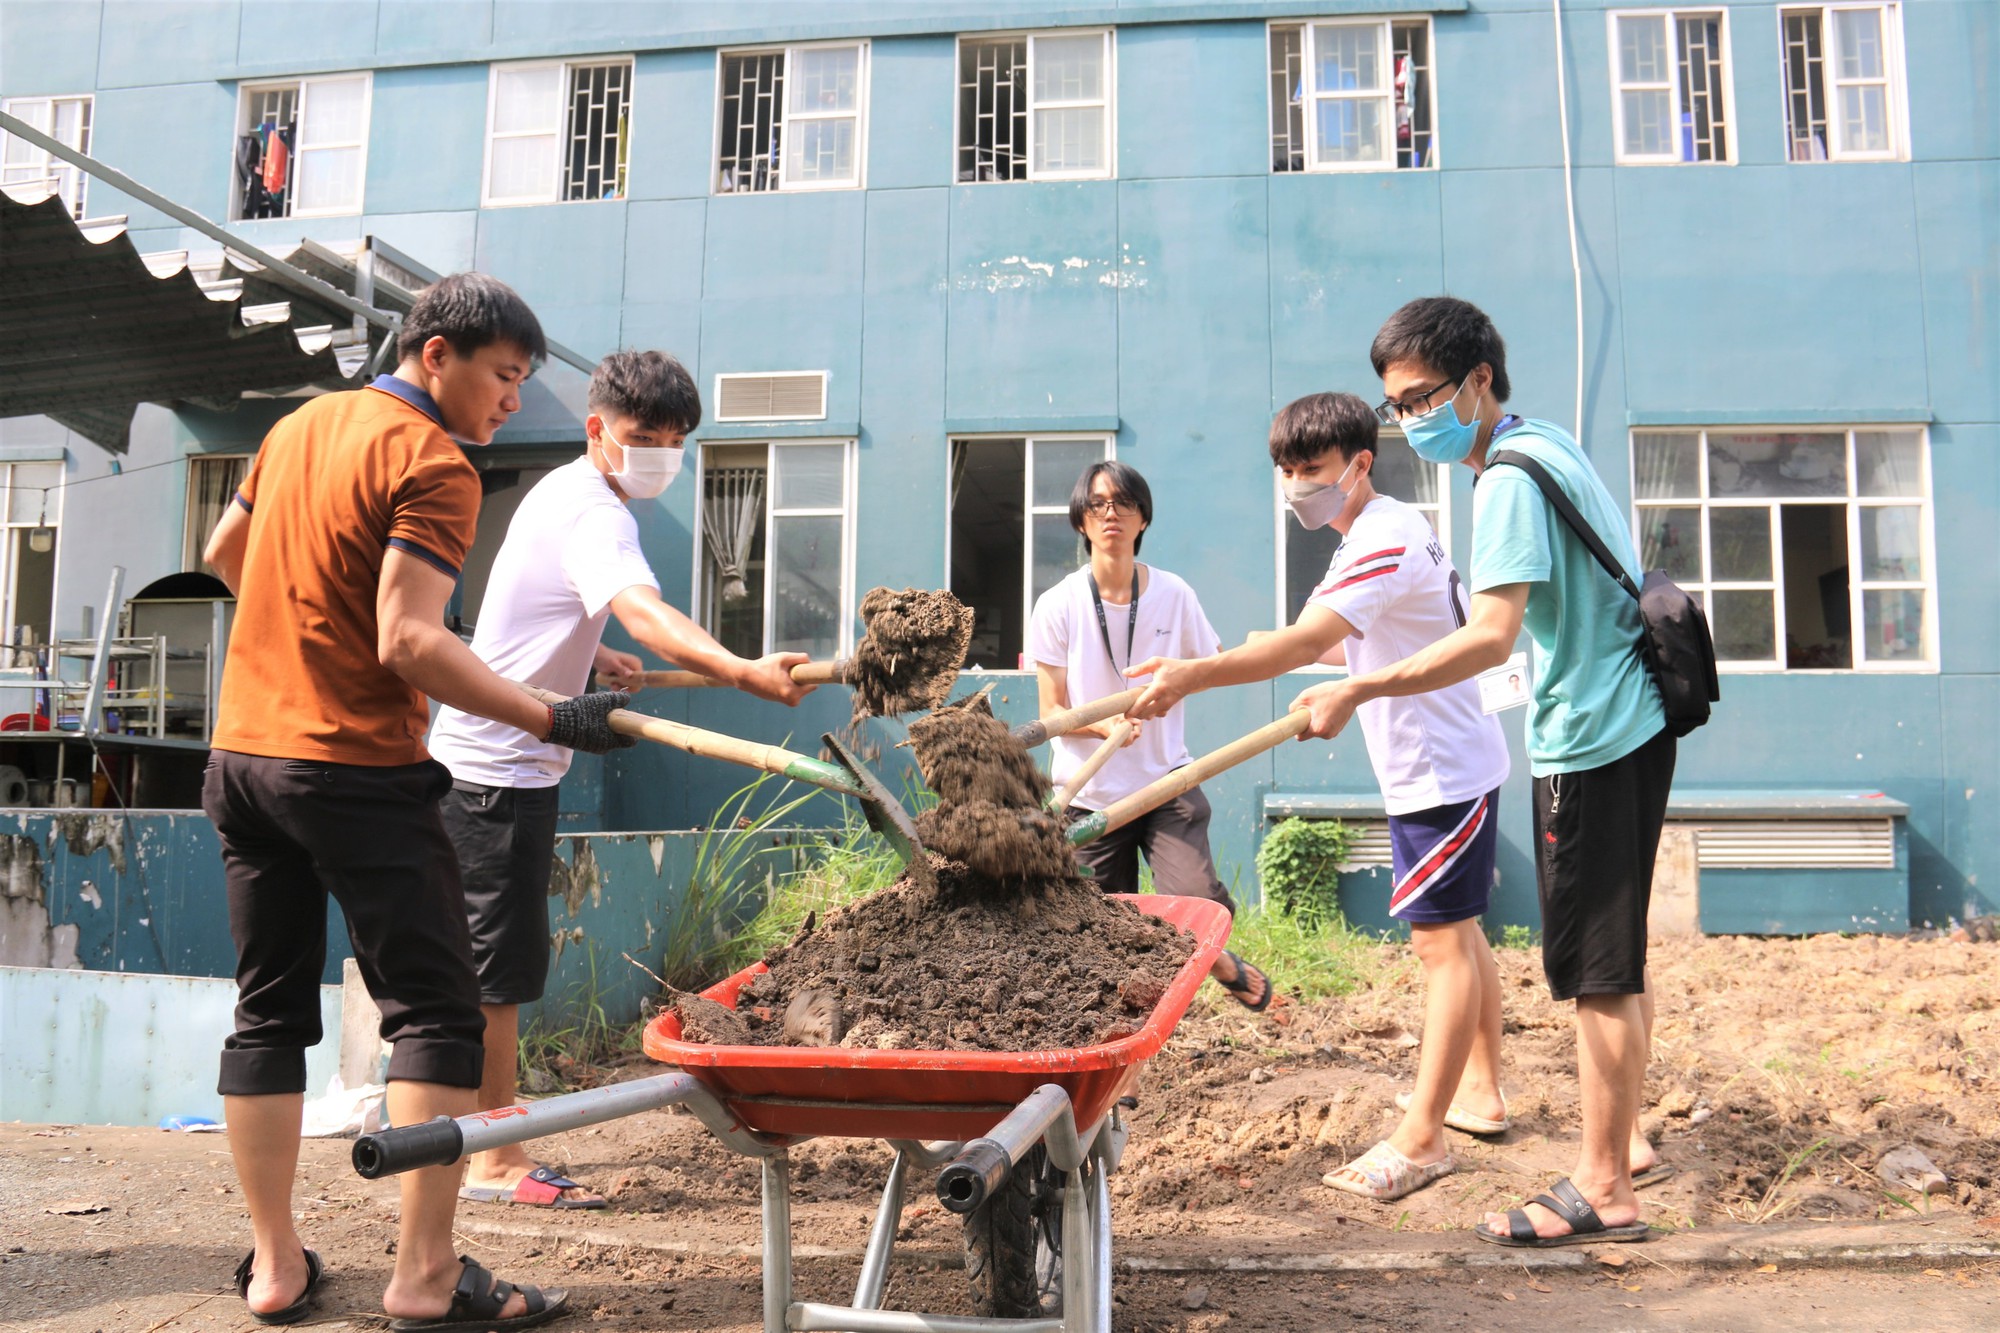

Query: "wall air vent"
left=1689, top=819, right=1896, bottom=870
left=1333, top=820, right=1393, bottom=871
left=714, top=371, right=828, bottom=422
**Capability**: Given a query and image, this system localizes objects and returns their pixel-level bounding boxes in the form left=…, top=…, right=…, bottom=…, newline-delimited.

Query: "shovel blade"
left=821, top=732, right=927, bottom=871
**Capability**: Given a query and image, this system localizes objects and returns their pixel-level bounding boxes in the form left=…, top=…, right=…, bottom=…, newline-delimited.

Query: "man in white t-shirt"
left=1128, top=392, right=1511, bottom=1200
left=428, top=350, right=812, bottom=1209
left=1028, top=460, right=1273, bottom=1011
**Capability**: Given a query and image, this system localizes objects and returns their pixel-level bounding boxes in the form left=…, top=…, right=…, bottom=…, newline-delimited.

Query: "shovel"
left=1046, top=719, right=1135, bottom=811
left=1009, top=687, right=1143, bottom=748
left=1065, top=708, right=1313, bottom=847
left=521, top=686, right=926, bottom=869
left=640, top=661, right=847, bottom=689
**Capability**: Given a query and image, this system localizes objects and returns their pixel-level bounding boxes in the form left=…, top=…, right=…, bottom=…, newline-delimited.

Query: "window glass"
left=1706, top=432, right=1846, bottom=497
left=1031, top=512, right=1082, bottom=611
left=1633, top=431, right=1700, bottom=498
left=1711, top=589, right=1776, bottom=661
left=1640, top=507, right=1702, bottom=582
left=1707, top=507, right=1772, bottom=581
left=1033, top=34, right=1104, bottom=101
left=770, top=514, right=843, bottom=658
left=774, top=444, right=844, bottom=509
left=1858, top=505, right=1922, bottom=581
left=1854, top=430, right=1922, bottom=496
left=1861, top=589, right=1925, bottom=663
left=791, top=46, right=859, bottom=113
left=494, top=65, right=561, bottom=134
left=1031, top=440, right=1103, bottom=508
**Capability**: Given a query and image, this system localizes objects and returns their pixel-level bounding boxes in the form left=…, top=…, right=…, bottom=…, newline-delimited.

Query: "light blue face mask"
left=1400, top=379, right=1482, bottom=465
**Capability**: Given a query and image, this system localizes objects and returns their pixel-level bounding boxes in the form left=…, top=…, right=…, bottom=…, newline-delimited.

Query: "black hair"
left=588, top=349, right=703, bottom=435
left=1068, top=460, right=1153, bottom=555
left=1368, top=296, right=1512, bottom=404
left=395, top=271, right=548, bottom=365
left=1268, top=392, right=1378, bottom=470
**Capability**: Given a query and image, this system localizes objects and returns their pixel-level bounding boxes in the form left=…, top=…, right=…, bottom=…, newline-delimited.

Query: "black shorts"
left=204, top=750, right=485, bottom=1097
left=1066, top=785, right=1236, bottom=915
left=1532, top=727, right=1677, bottom=1002
left=438, top=781, right=561, bottom=1007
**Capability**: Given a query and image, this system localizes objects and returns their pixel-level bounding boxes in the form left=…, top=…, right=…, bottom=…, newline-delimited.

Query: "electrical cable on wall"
left=1551, top=0, right=1586, bottom=439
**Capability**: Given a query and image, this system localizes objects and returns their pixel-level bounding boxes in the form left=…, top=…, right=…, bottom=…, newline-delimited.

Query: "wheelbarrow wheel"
left=963, top=1142, right=1063, bottom=1318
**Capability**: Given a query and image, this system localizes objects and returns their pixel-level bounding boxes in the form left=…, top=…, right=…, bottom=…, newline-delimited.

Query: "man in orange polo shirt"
left=202, top=273, right=606, bottom=1331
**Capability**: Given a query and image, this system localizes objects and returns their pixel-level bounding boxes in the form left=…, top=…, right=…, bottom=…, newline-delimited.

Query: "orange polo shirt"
left=209, top=378, right=481, bottom=766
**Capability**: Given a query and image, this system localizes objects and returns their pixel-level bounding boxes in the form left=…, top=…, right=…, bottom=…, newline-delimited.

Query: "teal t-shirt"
left=1469, top=419, right=1665, bottom=776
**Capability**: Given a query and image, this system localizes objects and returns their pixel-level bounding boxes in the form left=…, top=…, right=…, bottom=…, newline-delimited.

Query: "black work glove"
left=543, top=690, right=637, bottom=754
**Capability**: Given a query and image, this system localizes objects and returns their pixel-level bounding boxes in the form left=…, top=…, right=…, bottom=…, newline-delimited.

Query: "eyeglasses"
left=1082, top=498, right=1139, bottom=518
left=1374, top=377, right=1462, bottom=425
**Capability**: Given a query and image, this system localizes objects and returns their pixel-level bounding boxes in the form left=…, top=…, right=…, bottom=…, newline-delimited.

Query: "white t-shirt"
left=1306, top=495, right=1510, bottom=816
left=428, top=458, right=660, bottom=788
left=1028, top=565, right=1221, bottom=811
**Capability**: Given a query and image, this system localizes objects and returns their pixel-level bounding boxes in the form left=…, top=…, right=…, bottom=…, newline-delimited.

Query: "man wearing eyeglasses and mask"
left=428, top=350, right=813, bottom=1212
left=1027, top=460, right=1274, bottom=1012
left=1288, top=298, right=1675, bottom=1249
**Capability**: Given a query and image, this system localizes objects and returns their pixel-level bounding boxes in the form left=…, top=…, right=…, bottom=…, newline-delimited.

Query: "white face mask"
left=1282, top=458, right=1359, bottom=529
left=599, top=423, right=683, bottom=500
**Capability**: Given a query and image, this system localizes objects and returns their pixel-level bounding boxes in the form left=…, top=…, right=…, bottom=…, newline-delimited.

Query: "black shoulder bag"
left=1488, top=449, right=1719, bottom=738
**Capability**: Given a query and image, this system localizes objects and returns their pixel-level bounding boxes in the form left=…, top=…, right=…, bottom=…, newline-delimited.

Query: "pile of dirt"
left=843, top=587, right=974, bottom=721
left=673, top=855, right=1194, bottom=1051
left=905, top=697, right=1078, bottom=885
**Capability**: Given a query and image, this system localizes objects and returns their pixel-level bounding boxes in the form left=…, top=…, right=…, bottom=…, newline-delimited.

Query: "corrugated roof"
left=0, top=189, right=395, bottom=452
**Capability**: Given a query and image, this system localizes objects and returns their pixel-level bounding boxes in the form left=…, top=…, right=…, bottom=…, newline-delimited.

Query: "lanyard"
left=1086, top=568, right=1140, bottom=673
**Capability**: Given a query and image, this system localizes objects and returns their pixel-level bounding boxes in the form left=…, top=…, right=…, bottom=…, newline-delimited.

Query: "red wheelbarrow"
left=353, top=893, right=1232, bottom=1332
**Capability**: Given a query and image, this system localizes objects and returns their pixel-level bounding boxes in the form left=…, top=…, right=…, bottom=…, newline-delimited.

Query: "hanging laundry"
left=261, top=122, right=291, bottom=196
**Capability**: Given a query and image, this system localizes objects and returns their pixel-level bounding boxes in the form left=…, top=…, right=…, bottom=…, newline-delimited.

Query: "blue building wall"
left=1, top=1, right=1994, bottom=950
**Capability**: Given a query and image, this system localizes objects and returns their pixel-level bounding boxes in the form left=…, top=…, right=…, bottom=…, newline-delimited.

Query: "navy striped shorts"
left=1386, top=788, right=1500, bottom=924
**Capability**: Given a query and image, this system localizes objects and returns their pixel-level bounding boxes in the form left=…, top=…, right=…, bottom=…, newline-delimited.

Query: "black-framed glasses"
left=1374, top=377, right=1462, bottom=425
left=1083, top=497, right=1139, bottom=518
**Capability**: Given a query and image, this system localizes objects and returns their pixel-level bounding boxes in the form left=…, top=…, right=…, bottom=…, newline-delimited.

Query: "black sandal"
left=388, top=1255, right=569, bottom=1332
left=232, top=1247, right=324, bottom=1326
left=1474, top=1177, right=1652, bottom=1248
left=1216, top=949, right=1275, bottom=1012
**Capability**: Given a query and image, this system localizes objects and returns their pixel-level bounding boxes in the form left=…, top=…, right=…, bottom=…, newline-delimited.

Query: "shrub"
left=1255, top=816, right=1355, bottom=928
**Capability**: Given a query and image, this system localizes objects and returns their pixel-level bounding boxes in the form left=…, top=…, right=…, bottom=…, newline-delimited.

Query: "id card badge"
left=1477, top=652, right=1530, bottom=714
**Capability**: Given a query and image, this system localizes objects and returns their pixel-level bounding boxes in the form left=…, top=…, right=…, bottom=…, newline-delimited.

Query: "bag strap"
left=1487, top=449, right=1641, bottom=604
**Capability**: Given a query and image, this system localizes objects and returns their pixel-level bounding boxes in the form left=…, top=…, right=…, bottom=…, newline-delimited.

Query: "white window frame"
left=1, top=94, right=93, bottom=219
left=943, top=434, right=1114, bottom=672
left=954, top=30, right=1116, bottom=184
left=233, top=73, right=372, bottom=220
left=1271, top=444, right=1453, bottom=668
left=712, top=40, right=870, bottom=194
left=1628, top=426, right=1937, bottom=673
left=183, top=454, right=252, bottom=574
left=1267, top=17, right=1416, bottom=174
left=482, top=56, right=635, bottom=208
left=1777, top=3, right=1909, bottom=163
left=690, top=438, right=858, bottom=659
left=1607, top=9, right=1736, bottom=165
left=0, top=461, right=64, bottom=654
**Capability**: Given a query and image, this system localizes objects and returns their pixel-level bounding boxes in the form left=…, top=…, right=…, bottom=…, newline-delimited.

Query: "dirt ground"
left=6, top=932, right=1999, bottom=1331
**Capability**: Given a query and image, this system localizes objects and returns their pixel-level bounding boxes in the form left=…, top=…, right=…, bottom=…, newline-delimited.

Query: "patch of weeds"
left=1255, top=818, right=1355, bottom=929
left=519, top=941, right=636, bottom=1091
left=659, top=772, right=823, bottom=990
left=1496, top=923, right=1538, bottom=950
left=715, top=809, right=911, bottom=979
left=1219, top=902, right=1392, bottom=1005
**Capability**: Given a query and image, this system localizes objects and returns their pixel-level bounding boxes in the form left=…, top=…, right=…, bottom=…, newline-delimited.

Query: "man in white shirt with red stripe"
left=1129, top=392, right=1511, bottom=1201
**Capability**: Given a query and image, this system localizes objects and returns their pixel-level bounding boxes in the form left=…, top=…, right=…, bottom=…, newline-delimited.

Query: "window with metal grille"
left=0, top=462, right=61, bottom=655
left=947, top=437, right=1113, bottom=670
left=483, top=59, right=632, bottom=206
left=715, top=43, right=866, bottom=193
left=1631, top=427, right=1935, bottom=671
left=1269, top=19, right=1435, bottom=172
left=1609, top=10, right=1731, bottom=164
left=956, top=31, right=1112, bottom=183
left=1276, top=433, right=1451, bottom=634
left=1780, top=5, right=1906, bottom=162
left=696, top=442, right=855, bottom=660
left=2, top=94, right=93, bottom=219
left=233, top=75, right=370, bottom=220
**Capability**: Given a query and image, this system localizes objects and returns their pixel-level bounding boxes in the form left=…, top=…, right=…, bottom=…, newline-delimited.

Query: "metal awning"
left=0, top=108, right=594, bottom=454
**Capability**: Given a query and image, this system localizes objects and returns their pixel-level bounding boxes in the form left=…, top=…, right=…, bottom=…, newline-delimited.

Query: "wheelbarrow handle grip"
left=1048, top=719, right=1134, bottom=811
left=640, top=660, right=849, bottom=690
left=351, top=1115, right=463, bottom=1178
left=1011, top=688, right=1142, bottom=748
left=1071, top=709, right=1313, bottom=845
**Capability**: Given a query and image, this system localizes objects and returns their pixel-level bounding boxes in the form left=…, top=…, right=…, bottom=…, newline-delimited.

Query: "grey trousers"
left=1067, top=784, right=1236, bottom=915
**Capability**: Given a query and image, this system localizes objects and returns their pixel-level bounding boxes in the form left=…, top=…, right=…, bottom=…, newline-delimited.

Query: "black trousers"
left=1068, top=785, right=1237, bottom=915
left=205, top=750, right=485, bottom=1096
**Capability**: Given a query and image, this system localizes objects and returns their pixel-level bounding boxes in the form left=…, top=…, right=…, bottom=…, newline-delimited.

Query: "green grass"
left=1216, top=901, right=1394, bottom=1003
left=517, top=940, right=642, bottom=1089
left=714, top=811, right=910, bottom=979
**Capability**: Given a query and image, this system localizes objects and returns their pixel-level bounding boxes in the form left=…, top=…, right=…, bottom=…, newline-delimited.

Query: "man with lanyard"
left=203, top=273, right=609, bottom=1328
left=1291, top=297, right=1675, bottom=1247
left=1027, top=460, right=1273, bottom=1010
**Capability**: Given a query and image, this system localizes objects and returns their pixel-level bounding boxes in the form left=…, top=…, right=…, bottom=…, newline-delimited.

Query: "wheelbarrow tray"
left=643, top=893, right=1232, bottom=1141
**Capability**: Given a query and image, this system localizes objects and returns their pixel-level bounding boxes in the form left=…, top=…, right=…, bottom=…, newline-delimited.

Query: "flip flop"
left=458, top=1164, right=607, bottom=1209
left=1323, top=1141, right=1457, bottom=1201
left=1632, top=1161, right=1678, bottom=1190
left=1215, top=950, right=1274, bottom=1012
left=233, top=1247, right=324, bottom=1326
left=1474, top=1177, right=1652, bottom=1248
left=1395, top=1089, right=1510, bottom=1135
left=388, top=1255, right=568, bottom=1333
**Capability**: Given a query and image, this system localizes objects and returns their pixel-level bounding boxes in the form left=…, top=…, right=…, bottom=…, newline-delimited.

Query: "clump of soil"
left=905, top=694, right=1078, bottom=886
left=672, top=854, right=1195, bottom=1052
left=844, top=586, right=974, bottom=721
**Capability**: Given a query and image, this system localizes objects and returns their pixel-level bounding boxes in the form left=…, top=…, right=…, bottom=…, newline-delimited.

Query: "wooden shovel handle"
left=1049, top=719, right=1134, bottom=811
left=639, top=660, right=848, bottom=690
left=520, top=684, right=823, bottom=777
left=1095, top=709, right=1313, bottom=837
left=1011, top=688, right=1144, bottom=748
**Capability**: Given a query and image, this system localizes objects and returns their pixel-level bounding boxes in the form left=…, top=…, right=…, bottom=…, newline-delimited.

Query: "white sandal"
left=1322, top=1141, right=1457, bottom=1201
left=1395, top=1089, right=1510, bottom=1135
